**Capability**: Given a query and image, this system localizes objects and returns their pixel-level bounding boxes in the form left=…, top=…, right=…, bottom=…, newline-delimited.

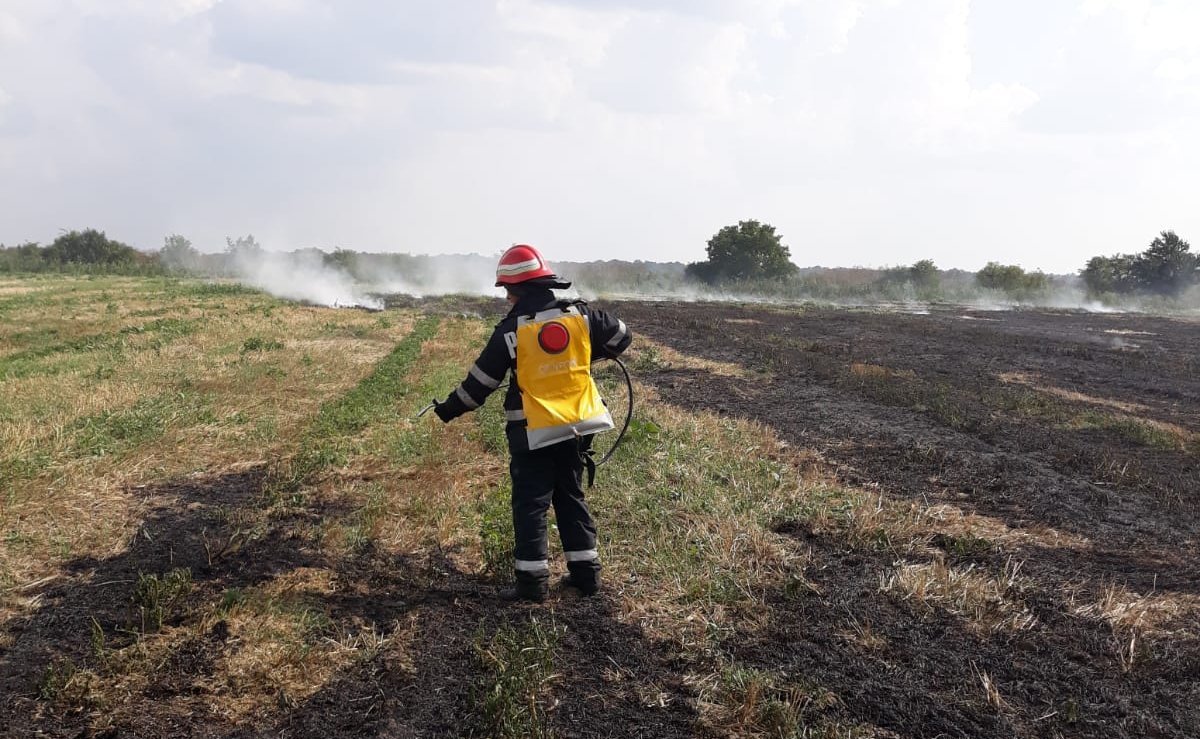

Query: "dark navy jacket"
left=435, top=289, right=632, bottom=453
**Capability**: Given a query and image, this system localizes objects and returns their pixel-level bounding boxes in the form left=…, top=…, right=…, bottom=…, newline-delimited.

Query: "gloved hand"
left=433, top=400, right=453, bottom=422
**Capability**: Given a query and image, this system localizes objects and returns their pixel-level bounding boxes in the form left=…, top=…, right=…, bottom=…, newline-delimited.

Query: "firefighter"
left=432, top=244, right=632, bottom=602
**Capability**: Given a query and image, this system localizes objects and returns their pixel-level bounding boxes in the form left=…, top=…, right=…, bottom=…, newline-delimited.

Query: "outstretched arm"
left=434, top=328, right=511, bottom=422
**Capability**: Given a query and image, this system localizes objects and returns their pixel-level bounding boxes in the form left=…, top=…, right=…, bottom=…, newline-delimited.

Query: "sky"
left=1, top=0, right=1198, bottom=274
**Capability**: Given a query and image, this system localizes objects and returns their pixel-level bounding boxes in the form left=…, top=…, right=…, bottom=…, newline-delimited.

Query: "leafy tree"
left=1080, top=254, right=1136, bottom=294
left=159, top=234, right=200, bottom=274
left=223, top=234, right=264, bottom=276
left=976, top=262, right=1049, bottom=296
left=44, top=229, right=138, bottom=265
left=908, top=259, right=940, bottom=291
left=1081, top=231, right=1197, bottom=296
left=0, top=242, right=44, bottom=272
left=685, top=220, right=799, bottom=283
left=876, top=260, right=940, bottom=289
left=225, top=234, right=263, bottom=261
left=1130, top=231, right=1197, bottom=296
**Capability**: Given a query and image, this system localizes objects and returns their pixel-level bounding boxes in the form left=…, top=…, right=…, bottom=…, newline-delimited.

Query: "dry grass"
left=596, top=382, right=886, bottom=678
left=1071, top=582, right=1198, bottom=673
left=635, top=336, right=757, bottom=379
left=998, top=372, right=1195, bottom=451
left=211, top=568, right=351, bottom=719
left=331, top=317, right=508, bottom=562
left=0, top=279, right=418, bottom=611
left=879, top=557, right=1038, bottom=633
left=849, top=362, right=917, bottom=381
left=1074, top=583, right=1190, bottom=632
left=2, top=286, right=504, bottom=733
left=918, top=501, right=1091, bottom=552
left=998, top=372, right=1151, bottom=415
left=610, top=354, right=1199, bottom=695
left=973, top=663, right=1006, bottom=711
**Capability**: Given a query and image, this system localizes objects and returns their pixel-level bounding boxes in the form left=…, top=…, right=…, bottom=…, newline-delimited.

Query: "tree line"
left=1079, top=231, right=1198, bottom=297
left=0, top=229, right=161, bottom=274
left=4, top=224, right=1196, bottom=302
left=685, top=220, right=1197, bottom=300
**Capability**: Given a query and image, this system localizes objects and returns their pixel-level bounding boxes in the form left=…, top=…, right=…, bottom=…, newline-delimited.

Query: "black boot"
left=561, top=560, right=601, bottom=596
left=499, top=570, right=549, bottom=603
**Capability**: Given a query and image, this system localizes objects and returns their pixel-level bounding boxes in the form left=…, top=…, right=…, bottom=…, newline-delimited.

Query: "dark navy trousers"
left=509, top=437, right=599, bottom=576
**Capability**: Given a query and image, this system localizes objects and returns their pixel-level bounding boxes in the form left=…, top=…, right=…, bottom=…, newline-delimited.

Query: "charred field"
left=0, top=275, right=1197, bottom=738
left=615, top=300, right=1200, bottom=738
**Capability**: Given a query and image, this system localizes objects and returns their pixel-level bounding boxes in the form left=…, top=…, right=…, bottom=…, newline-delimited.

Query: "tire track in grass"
left=268, top=315, right=442, bottom=499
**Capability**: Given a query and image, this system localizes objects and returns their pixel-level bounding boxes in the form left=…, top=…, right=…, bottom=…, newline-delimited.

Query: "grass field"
left=1, top=274, right=1196, bottom=738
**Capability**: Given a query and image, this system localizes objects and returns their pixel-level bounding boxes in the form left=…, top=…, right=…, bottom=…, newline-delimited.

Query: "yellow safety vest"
left=514, top=305, right=614, bottom=450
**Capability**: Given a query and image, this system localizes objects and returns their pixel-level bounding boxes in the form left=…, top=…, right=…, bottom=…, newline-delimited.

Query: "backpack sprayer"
left=416, top=356, right=634, bottom=470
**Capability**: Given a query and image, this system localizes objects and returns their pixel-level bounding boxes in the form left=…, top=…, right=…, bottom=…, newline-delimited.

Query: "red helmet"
left=495, top=244, right=565, bottom=287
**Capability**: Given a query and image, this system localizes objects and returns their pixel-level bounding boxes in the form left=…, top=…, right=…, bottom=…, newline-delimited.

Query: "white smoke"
left=362, top=254, right=499, bottom=298
left=228, top=247, right=384, bottom=309
left=213, top=245, right=1199, bottom=317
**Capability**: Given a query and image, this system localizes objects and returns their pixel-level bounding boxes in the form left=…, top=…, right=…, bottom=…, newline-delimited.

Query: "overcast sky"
left=1, top=0, right=1198, bottom=273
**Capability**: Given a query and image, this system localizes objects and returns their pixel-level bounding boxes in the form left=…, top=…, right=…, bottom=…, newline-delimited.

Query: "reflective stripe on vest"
left=514, top=305, right=615, bottom=450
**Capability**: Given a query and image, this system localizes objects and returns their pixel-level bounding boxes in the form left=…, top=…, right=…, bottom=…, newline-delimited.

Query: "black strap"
left=578, top=439, right=597, bottom=488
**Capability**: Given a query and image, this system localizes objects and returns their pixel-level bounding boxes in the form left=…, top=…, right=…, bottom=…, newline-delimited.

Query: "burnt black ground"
left=0, top=469, right=697, bottom=739
left=616, top=301, right=1200, bottom=738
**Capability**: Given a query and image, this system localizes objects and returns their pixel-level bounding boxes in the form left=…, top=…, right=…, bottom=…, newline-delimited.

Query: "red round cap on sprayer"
left=494, top=244, right=572, bottom=289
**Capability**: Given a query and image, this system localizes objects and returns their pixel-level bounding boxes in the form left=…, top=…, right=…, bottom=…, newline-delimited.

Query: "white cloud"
left=0, top=0, right=1196, bottom=273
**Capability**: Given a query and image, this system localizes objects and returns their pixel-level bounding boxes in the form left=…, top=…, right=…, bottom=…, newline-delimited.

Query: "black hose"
left=595, top=356, right=633, bottom=467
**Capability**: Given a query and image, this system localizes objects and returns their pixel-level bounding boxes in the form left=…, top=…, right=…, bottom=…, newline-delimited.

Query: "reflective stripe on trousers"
left=510, top=437, right=598, bottom=564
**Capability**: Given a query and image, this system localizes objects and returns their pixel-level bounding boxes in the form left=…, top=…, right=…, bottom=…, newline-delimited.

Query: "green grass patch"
left=69, top=390, right=215, bottom=458
left=0, top=318, right=196, bottom=379
left=241, top=336, right=284, bottom=353
left=1071, top=411, right=1186, bottom=451
left=156, top=280, right=264, bottom=299
left=268, top=315, right=441, bottom=497
left=133, top=568, right=193, bottom=633
left=591, top=409, right=799, bottom=610
left=478, top=481, right=514, bottom=580
left=342, top=483, right=390, bottom=552
left=473, top=615, right=561, bottom=739
left=307, top=315, right=441, bottom=441
left=380, top=319, right=493, bottom=465
left=931, top=531, right=996, bottom=561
